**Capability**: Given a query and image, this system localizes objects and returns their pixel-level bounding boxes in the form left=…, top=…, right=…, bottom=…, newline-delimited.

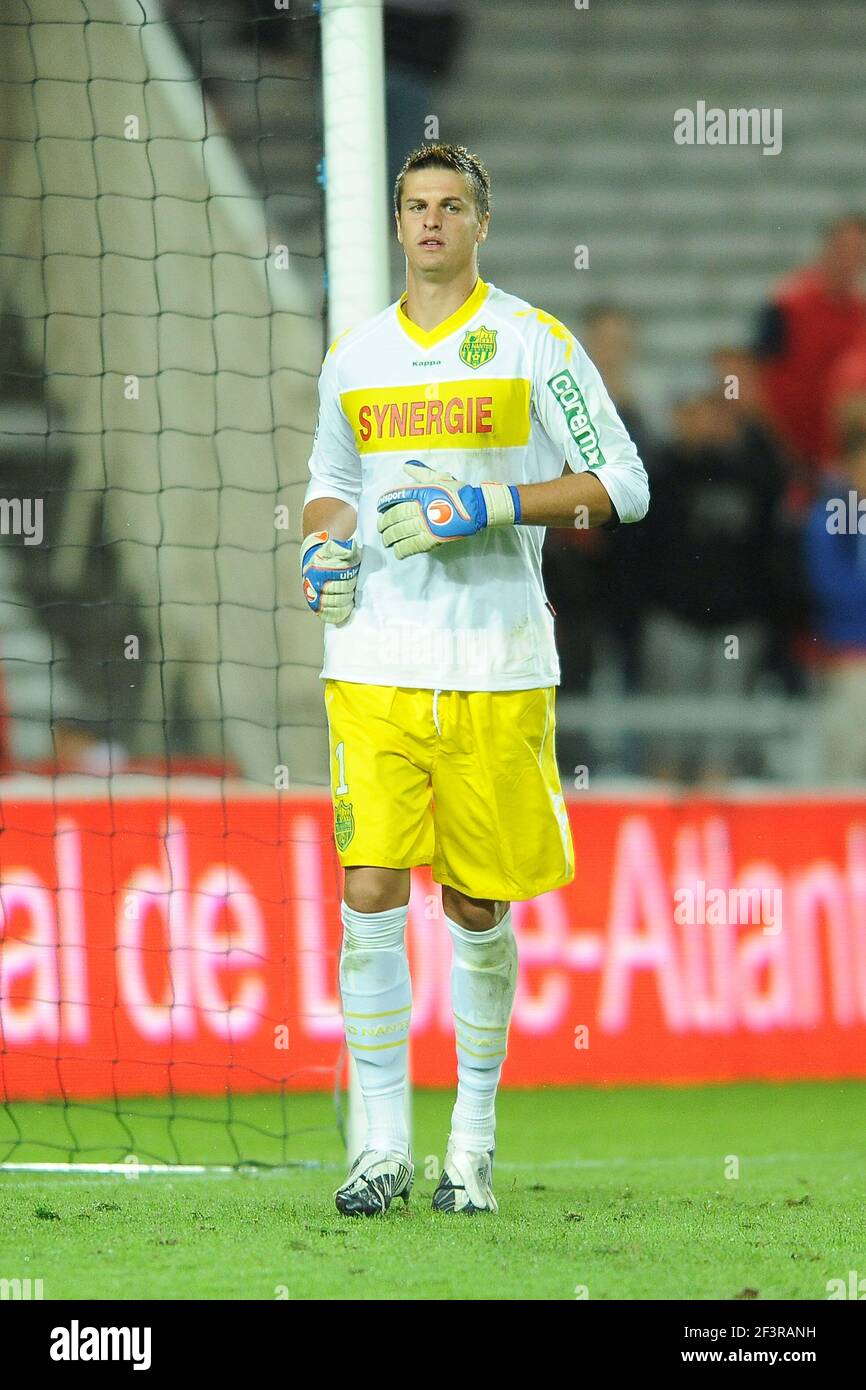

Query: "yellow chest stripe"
left=340, top=378, right=531, bottom=454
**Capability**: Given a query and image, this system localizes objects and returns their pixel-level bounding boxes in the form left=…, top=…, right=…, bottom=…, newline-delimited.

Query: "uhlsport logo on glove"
left=300, top=531, right=362, bottom=624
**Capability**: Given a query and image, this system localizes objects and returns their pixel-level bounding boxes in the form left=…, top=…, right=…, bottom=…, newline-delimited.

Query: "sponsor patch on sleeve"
left=546, top=369, right=607, bottom=470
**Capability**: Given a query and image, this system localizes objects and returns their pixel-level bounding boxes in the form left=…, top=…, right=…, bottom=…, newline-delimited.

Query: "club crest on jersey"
left=459, top=326, right=497, bottom=370
left=334, top=798, right=355, bottom=851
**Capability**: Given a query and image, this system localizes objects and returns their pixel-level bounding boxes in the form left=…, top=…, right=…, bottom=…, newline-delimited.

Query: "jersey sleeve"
left=303, top=345, right=363, bottom=510
left=528, top=316, right=650, bottom=525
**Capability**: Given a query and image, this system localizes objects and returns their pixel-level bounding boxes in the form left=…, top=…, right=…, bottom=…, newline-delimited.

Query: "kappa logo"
left=426, top=498, right=454, bottom=527
left=459, top=326, right=497, bottom=370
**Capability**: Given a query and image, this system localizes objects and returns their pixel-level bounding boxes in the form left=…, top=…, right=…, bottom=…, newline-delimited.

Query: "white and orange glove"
left=300, top=530, right=361, bottom=624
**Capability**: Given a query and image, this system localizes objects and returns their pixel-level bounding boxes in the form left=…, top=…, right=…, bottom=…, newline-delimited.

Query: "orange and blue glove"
left=376, top=461, right=522, bottom=560
left=300, top=530, right=361, bottom=623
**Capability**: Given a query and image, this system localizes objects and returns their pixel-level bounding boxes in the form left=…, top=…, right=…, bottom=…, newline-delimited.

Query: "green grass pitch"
left=1, top=1082, right=864, bottom=1300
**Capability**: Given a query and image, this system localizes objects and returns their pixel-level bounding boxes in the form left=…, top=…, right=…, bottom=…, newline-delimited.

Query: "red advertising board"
left=2, top=791, right=866, bottom=1097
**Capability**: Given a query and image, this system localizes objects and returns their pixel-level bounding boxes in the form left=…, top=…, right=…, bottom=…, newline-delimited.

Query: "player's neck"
left=402, top=267, right=479, bottom=333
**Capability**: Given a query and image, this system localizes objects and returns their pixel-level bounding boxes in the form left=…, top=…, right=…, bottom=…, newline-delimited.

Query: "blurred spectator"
left=637, top=392, right=787, bottom=782
left=803, top=429, right=866, bottom=782
left=711, top=347, right=809, bottom=693
left=582, top=306, right=653, bottom=456
left=754, top=215, right=866, bottom=484
left=711, top=346, right=779, bottom=440
left=544, top=306, right=653, bottom=703
left=826, top=339, right=866, bottom=466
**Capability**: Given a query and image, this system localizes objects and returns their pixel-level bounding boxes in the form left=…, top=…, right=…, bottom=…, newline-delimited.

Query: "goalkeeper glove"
left=376, top=461, right=522, bottom=560
left=300, top=530, right=361, bottom=624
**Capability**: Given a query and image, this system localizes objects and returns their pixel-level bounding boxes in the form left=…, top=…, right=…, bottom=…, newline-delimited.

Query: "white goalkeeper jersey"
left=303, top=277, right=649, bottom=690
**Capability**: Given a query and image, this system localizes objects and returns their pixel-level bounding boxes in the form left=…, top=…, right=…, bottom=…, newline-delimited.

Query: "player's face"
left=396, top=169, right=489, bottom=278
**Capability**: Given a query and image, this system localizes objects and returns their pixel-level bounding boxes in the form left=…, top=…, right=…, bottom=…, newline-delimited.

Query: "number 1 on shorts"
left=335, top=740, right=349, bottom=795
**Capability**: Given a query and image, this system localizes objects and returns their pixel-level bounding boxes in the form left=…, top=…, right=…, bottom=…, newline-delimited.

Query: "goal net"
left=0, top=0, right=348, bottom=1171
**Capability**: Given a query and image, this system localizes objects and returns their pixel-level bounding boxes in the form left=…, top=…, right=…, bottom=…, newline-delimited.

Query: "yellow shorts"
left=323, top=680, right=575, bottom=901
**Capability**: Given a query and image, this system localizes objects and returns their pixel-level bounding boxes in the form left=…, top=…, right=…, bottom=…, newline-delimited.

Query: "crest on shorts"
left=459, top=326, right=497, bottom=369
left=334, top=798, right=355, bottom=851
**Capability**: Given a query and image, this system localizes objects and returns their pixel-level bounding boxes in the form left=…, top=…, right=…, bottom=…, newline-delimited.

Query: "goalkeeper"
left=301, top=142, right=649, bottom=1216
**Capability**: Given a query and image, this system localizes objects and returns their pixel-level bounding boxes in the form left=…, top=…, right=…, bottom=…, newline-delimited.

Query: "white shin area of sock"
left=339, top=900, right=411, bottom=1155
left=446, top=908, right=518, bottom=1154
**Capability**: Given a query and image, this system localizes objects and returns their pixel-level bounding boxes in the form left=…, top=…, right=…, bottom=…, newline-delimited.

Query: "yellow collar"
left=396, top=277, right=489, bottom=349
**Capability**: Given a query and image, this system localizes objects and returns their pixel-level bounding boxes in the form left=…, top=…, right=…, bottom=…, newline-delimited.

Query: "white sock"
left=339, top=901, right=411, bottom=1155
left=446, top=909, right=518, bottom=1154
